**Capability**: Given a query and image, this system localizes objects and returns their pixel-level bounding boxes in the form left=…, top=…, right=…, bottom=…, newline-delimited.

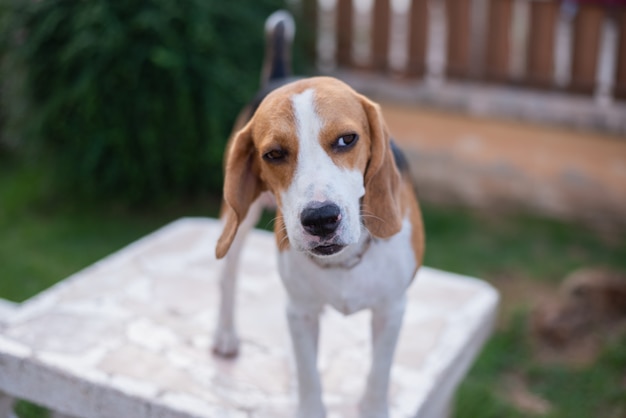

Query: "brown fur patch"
left=402, top=179, right=425, bottom=271
left=313, top=82, right=372, bottom=174
left=358, top=95, right=404, bottom=239
left=216, top=124, right=266, bottom=258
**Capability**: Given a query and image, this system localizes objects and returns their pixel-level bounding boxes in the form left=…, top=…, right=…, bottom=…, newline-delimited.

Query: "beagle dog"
left=213, top=11, right=424, bottom=418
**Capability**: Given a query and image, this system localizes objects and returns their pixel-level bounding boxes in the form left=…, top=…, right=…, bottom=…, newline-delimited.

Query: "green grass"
left=423, top=204, right=626, bottom=283
left=457, top=313, right=626, bottom=418
left=1, top=157, right=625, bottom=417
left=0, top=157, right=221, bottom=302
left=13, top=401, right=50, bottom=418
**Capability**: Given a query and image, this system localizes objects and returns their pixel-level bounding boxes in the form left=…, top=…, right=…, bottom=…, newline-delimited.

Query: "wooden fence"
left=303, top=0, right=626, bottom=100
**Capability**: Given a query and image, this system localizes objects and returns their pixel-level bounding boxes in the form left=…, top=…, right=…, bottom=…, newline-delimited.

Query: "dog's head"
left=216, top=77, right=403, bottom=260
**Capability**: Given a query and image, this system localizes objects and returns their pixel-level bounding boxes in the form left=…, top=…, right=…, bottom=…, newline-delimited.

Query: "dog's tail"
left=261, top=10, right=295, bottom=88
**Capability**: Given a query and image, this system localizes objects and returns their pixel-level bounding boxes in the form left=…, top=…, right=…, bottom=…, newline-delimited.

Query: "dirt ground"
left=379, top=102, right=626, bottom=232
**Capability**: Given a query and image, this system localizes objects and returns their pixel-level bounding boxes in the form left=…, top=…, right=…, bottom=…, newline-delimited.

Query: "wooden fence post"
left=371, top=0, right=391, bottom=72
left=615, top=8, right=626, bottom=99
left=445, top=0, right=472, bottom=78
left=485, top=0, right=513, bottom=82
left=336, top=0, right=354, bottom=68
left=405, top=0, right=429, bottom=78
left=570, top=4, right=604, bottom=94
left=526, top=0, right=559, bottom=88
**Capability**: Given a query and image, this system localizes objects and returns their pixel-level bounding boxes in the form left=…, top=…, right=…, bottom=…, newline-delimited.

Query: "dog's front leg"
left=359, top=296, right=407, bottom=418
left=287, top=302, right=326, bottom=418
left=213, top=198, right=265, bottom=357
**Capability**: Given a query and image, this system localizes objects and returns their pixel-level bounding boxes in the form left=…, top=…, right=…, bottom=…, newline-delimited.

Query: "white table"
left=0, top=218, right=498, bottom=418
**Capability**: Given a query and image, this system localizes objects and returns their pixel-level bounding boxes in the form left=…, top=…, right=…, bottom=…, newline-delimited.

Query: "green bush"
left=0, top=0, right=290, bottom=204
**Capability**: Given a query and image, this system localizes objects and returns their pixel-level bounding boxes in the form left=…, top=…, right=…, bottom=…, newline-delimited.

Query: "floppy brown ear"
left=360, top=96, right=403, bottom=238
left=215, top=124, right=265, bottom=259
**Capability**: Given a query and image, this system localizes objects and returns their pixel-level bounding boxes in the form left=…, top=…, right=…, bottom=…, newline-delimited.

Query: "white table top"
left=0, top=218, right=498, bottom=418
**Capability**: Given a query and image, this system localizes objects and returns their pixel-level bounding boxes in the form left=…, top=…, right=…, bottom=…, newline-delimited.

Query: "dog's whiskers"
left=263, top=215, right=279, bottom=230
left=360, top=210, right=386, bottom=224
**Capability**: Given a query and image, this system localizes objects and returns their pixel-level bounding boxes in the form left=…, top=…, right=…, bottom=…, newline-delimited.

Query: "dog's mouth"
left=311, top=244, right=346, bottom=256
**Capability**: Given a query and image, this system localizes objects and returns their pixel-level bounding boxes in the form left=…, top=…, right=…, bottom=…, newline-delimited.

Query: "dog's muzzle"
left=300, top=202, right=345, bottom=256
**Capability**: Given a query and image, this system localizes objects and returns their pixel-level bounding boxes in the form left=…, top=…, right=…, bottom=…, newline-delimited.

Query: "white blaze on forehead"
left=292, top=88, right=321, bottom=153
left=281, top=87, right=364, bottom=251
left=291, top=88, right=331, bottom=201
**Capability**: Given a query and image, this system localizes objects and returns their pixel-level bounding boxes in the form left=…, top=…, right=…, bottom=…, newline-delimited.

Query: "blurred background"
left=0, top=0, right=625, bottom=417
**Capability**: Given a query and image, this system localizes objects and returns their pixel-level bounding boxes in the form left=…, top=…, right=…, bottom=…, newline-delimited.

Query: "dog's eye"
left=263, top=148, right=287, bottom=163
left=334, top=133, right=358, bottom=150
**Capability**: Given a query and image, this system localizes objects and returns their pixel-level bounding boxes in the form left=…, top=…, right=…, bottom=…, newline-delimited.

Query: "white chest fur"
left=278, top=218, right=417, bottom=315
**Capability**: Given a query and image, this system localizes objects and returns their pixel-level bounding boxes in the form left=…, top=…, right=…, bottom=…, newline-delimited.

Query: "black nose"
left=300, top=203, right=341, bottom=237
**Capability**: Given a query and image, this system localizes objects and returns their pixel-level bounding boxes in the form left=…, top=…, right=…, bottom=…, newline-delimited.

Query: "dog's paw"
left=212, top=330, right=240, bottom=358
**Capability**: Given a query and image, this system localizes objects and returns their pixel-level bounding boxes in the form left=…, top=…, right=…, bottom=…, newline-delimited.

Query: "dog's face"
left=255, top=84, right=370, bottom=256
left=216, top=77, right=403, bottom=260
